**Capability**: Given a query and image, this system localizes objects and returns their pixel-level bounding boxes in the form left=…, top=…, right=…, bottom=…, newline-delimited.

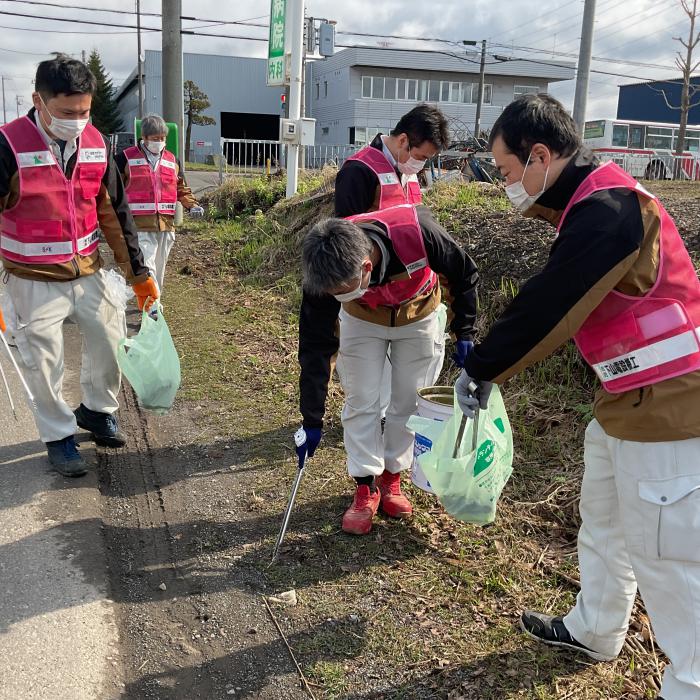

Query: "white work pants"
left=564, top=419, right=700, bottom=700
left=337, top=309, right=444, bottom=478
left=138, top=230, right=175, bottom=294
left=5, top=271, right=126, bottom=443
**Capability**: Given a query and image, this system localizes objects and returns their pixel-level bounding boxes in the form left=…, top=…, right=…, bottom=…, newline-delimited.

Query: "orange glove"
left=0, top=307, right=5, bottom=333
left=133, top=277, right=159, bottom=312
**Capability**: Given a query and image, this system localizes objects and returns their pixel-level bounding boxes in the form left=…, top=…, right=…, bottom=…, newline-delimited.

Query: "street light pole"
left=463, top=40, right=487, bottom=143
left=286, top=0, right=305, bottom=198
left=572, top=0, right=596, bottom=134
left=137, top=0, right=145, bottom=120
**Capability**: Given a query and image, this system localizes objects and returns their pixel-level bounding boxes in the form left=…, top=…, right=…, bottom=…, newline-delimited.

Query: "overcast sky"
left=0, top=0, right=690, bottom=125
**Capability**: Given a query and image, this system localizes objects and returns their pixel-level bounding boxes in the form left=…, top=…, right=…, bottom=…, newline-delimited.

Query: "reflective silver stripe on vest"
left=76, top=229, right=100, bottom=251
left=592, top=327, right=700, bottom=382
left=1, top=235, right=73, bottom=256
left=129, top=202, right=157, bottom=212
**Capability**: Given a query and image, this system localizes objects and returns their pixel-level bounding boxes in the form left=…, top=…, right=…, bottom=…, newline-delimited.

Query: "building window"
left=397, top=78, right=406, bottom=99
left=385, top=77, right=397, bottom=100
left=321, top=126, right=329, bottom=136
left=461, top=83, right=472, bottom=103
left=514, top=85, right=539, bottom=98
left=372, top=77, right=385, bottom=99
left=362, top=76, right=372, bottom=98
left=471, top=84, right=492, bottom=105
left=428, top=80, right=440, bottom=102
left=418, top=79, right=429, bottom=101
left=440, top=81, right=450, bottom=102
left=407, top=79, right=417, bottom=100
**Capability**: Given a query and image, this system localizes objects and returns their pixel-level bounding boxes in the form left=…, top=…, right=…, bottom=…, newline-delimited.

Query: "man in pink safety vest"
left=297, top=203, right=478, bottom=536
left=0, top=54, right=159, bottom=477
left=456, top=93, right=700, bottom=700
left=116, top=113, right=202, bottom=295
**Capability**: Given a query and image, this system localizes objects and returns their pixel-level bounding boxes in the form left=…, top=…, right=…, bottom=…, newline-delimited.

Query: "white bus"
left=583, top=118, right=700, bottom=180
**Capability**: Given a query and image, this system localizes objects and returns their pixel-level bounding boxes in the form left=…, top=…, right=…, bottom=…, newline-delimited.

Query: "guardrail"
left=219, top=139, right=361, bottom=181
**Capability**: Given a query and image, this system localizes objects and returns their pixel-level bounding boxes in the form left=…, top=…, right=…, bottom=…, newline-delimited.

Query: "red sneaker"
left=342, top=484, right=381, bottom=535
left=376, top=471, right=413, bottom=518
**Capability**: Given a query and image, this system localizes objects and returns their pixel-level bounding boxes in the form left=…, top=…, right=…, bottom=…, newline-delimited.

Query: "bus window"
left=629, top=125, right=644, bottom=149
left=645, top=126, right=673, bottom=150
left=584, top=120, right=606, bottom=139
left=674, top=129, right=700, bottom=152
left=612, top=124, right=629, bottom=147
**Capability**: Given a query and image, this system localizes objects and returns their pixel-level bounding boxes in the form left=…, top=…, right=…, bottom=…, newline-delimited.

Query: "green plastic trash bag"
left=117, top=304, right=181, bottom=414
left=416, top=385, right=513, bottom=525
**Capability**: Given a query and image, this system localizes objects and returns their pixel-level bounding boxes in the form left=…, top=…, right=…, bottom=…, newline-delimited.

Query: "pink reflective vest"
left=346, top=144, right=422, bottom=209
left=124, top=145, right=178, bottom=217
left=558, top=161, right=700, bottom=393
left=0, top=116, right=106, bottom=265
left=346, top=203, right=437, bottom=309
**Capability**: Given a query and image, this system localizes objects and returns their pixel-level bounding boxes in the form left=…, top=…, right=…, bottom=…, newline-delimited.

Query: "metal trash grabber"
left=270, top=429, right=311, bottom=565
left=453, top=381, right=479, bottom=459
left=0, top=330, right=35, bottom=411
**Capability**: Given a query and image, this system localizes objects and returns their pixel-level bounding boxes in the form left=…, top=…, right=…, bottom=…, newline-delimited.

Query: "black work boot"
left=46, top=436, right=88, bottom=477
left=520, top=611, right=615, bottom=662
left=74, top=403, right=126, bottom=448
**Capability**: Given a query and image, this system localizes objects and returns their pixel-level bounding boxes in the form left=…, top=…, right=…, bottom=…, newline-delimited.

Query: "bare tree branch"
left=648, top=86, right=681, bottom=110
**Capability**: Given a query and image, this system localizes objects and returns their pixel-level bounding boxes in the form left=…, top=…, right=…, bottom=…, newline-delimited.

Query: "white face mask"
left=144, top=139, right=166, bottom=155
left=505, top=151, right=550, bottom=211
left=39, top=95, right=89, bottom=141
left=333, top=270, right=369, bottom=303
left=398, top=156, right=427, bottom=175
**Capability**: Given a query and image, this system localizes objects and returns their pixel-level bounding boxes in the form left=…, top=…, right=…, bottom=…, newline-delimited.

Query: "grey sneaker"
left=520, top=611, right=615, bottom=662
left=46, top=436, right=88, bottom=477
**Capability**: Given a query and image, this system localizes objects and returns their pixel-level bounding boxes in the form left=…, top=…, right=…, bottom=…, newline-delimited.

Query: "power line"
left=487, top=0, right=582, bottom=41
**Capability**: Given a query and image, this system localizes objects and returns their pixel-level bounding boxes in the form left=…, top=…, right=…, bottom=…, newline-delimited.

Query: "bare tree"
left=650, top=0, right=700, bottom=161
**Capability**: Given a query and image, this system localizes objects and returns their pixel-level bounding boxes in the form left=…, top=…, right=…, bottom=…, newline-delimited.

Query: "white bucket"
left=411, top=386, right=454, bottom=493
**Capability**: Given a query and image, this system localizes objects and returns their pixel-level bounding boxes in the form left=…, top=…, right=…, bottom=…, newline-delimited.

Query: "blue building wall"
left=617, top=77, right=700, bottom=124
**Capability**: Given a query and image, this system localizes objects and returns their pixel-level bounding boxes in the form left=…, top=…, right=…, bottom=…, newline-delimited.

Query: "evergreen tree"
left=86, top=49, right=124, bottom=135
left=184, top=80, right=216, bottom=161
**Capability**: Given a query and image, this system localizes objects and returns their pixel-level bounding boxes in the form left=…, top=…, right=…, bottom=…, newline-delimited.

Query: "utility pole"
left=137, top=0, right=145, bottom=120
left=15, top=95, right=21, bottom=119
left=572, top=0, right=596, bottom=134
left=474, top=39, right=487, bottom=142
left=162, top=0, right=184, bottom=166
left=286, top=0, right=305, bottom=198
left=1, top=77, right=6, bottom=125
left=81, top=50, right=86, bottom=64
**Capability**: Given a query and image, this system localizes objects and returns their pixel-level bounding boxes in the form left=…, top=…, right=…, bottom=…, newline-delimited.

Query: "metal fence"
left=219, top=138, right=360, bottom=178
left=596, top=150, right=700, bottom=181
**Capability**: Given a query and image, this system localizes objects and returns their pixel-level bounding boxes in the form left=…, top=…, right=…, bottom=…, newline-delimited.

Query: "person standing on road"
left=115, top=113, right=203, bottom=295
left=0, top=54, right=159, bottom=476
left=456, top=93, right=700, bottom=700
left=297, top=203, right=478, bottom=535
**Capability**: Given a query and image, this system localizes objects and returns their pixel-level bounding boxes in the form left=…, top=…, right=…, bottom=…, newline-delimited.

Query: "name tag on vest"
left=79, top=148, right=106, bottom=163
left=160, top=159, right=177, bottom=171
left=128, top=158, right=148, bottom=166
left=378, top=172, right=399, bottom=186
left=405, top=258, right=428, bottom=274
left=18, top=151, right=55, bottom=168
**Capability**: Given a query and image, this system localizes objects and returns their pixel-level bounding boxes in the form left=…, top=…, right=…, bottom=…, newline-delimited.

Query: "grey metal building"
left=116, top=50, right=283, bottom=159
left=116, top=48, right=574, bottom=154
left=308, top=47, right=574, bottom=145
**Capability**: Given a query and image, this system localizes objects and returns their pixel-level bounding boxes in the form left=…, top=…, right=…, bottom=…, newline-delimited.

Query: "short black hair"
left=391, top=104, right=450, bottom=150
left=35, top=53, right=97, bottom=99
left=489, top=93, right=580, bottom=164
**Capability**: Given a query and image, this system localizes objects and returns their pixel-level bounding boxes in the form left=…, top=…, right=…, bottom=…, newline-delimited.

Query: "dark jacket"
left=299, top=205, right=478, bottom=429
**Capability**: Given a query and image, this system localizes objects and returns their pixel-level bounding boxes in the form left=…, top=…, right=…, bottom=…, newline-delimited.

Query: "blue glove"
left=451, top=339, right=474, bottom=368
left=189, top=206, right=204, bottom=218
left=294, top=426, right=322, bottom=463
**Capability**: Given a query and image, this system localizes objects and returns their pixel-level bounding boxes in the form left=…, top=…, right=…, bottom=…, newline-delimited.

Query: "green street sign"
left=267, top=0, right=287, bottom=87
